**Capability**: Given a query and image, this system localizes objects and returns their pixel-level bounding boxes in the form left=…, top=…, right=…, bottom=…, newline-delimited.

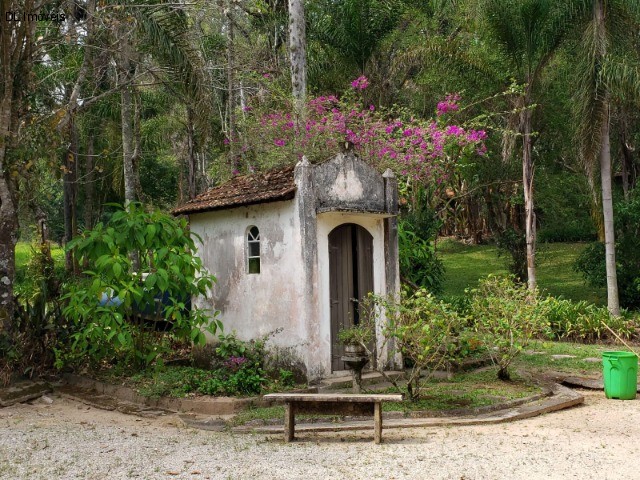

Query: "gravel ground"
left=0, top=390, right=638, bottom=480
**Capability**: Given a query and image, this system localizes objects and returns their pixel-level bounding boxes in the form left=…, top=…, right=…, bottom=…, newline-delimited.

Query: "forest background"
left=2, top=0, right=640, bottom=379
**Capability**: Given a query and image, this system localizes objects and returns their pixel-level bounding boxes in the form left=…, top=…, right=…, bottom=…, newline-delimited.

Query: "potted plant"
left=338, top=323, right=374, bottom=358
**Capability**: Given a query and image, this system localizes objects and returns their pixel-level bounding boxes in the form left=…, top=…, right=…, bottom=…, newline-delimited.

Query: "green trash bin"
left=602, top=351, right=638, bottom=400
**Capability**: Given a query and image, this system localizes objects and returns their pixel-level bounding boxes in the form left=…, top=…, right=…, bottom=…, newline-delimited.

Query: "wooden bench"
left=263, top=393, right=403, bottom=444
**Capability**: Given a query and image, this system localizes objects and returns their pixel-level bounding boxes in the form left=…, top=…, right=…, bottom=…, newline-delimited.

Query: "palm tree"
left=574, top=0, right=640, bottom=315
left=481, top=0, right=583, bottom=290
left=106, top=2, right=209, bottom=205
left=306, top=0, right=408, bottom=94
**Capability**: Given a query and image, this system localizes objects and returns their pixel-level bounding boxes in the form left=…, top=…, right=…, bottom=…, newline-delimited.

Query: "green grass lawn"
left=438, top=239, right=606, bottom=305
left=15, top=241, right=65, bottom=268
left=515, top=340, right=616, bottom=375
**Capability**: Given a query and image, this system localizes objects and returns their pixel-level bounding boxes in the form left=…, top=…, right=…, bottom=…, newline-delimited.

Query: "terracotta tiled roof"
left=172, top=165, right=297, bottom=215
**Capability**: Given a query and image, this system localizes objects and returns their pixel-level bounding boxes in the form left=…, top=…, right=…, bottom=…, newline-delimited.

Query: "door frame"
left=328, top=223, right=375, bottom=371
left=316, top=213, right=388, bottom=376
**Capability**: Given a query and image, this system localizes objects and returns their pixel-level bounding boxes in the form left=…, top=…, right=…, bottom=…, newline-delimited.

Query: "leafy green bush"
left=536, top=172, right=596, bottom=242
left=197, top=363, right=267, bottom=396
left=438, top=294, right=472, bottom=316
left=213, top=331, right=271, bottom=368
left=2, top=242, right=69, bottom=383
left=14, top=241, right=66, bottom=303
left=542, top=297, right=635, bottom=342
left=574, top=242, right=606, bottom=288
left=129, top=332, right=299, bottom=398
left=60, top=203, right=221, bottom=368
left=469, top=275, right=547, bottom=380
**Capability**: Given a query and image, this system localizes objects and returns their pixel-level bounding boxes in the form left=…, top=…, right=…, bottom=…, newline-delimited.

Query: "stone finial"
left=382, top=168, right=395, bottom=178
left=383, top=168, right=398, bottom=215
left=296, top=155, right=310, bottom=168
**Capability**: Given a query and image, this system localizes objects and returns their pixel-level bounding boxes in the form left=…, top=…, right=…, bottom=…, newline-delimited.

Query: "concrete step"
left=318, top=371, right=404, bottom=390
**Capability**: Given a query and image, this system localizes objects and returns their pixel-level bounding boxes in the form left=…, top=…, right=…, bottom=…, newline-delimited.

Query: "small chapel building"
left=173, top=152, right=401, bottom=380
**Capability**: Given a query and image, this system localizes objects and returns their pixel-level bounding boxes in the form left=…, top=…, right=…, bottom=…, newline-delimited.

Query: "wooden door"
left=329, top=224, right=374, bottom=371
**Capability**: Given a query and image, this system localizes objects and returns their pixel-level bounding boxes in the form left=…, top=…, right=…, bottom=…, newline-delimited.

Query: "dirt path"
left=0, top=390, right=638, bottom=479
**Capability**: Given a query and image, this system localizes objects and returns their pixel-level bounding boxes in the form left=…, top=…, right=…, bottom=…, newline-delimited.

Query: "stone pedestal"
left=341, top=355, right=369, bottom=393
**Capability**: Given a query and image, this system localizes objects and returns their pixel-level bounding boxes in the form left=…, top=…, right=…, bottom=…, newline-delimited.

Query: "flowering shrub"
left=235, top=78, right=487, bottom=186
left=223, top=355, right=248, bottom=371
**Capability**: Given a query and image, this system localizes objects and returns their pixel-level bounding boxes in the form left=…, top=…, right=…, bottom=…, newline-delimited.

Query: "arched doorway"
left=328, top=223, right=375, bottom=371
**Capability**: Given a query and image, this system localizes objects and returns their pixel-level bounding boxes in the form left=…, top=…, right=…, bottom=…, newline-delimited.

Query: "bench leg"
left=374, top=402, right=382, bottom=444
left=284, top=403, right=295, bottom=442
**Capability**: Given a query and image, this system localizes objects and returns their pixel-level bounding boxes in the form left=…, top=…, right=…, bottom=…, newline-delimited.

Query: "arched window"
left=247, top=226, right=260, bottom=274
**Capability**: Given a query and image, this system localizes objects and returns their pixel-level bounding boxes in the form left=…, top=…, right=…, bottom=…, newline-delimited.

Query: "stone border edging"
left=60, top=373, right=318, bottom=415
left=57, top=372, right=586, bottom=434
left=232, top=383, right=583, bottom=435
left=61, top=373, right=261, bottom=415
left=0, top=380, right=52, bottom=407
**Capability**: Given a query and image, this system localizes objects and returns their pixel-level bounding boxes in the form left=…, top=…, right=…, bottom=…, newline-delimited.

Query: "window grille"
left=247, top=226, right=260, bottom=274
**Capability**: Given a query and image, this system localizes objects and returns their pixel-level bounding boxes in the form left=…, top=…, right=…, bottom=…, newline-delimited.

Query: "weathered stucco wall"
left=189, top=201, right=310, bottom=359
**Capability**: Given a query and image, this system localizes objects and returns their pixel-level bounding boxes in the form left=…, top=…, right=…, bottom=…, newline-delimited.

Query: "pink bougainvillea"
left=436, top=93, right=461, bottom=116
left=351, top=75, right=370, bottom=90
left=237, top=78, right=486, bottom=185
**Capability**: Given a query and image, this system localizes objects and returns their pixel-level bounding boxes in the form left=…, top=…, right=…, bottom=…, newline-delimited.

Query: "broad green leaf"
left=113, top=263, right=122, bottom=278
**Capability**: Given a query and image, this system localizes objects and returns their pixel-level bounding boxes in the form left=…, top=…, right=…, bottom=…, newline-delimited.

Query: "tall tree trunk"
left=0, top=0, right=36, bottom=336
left=620, top=112, right=634, bottom=202
left=600, top=103, right=620, bottom=316
left=63, top=117, right=79, bottom=272
left=288, top=0, right=307, bottom=120
left=116, top=18, right=137, bottom=207
left=586, top=168, right=605, bottom=240
left=132, top=86, right=144, bottom=201
left=121, top=83, right=137, bottom=205
left=225, top=1, right=237, bottom=170
left=84, top=135, right=95, bottom=230
left=594, top=0, right=619, bottom=315
left=187, top=105, right=198, bottom=199
left=0, top=104, right=18, bottom=335
left=521, top=91, right=536, bottom=290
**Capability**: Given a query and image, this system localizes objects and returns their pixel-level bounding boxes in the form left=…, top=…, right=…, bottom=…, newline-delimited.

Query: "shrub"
left=542, top=297, right=635, bottom=342
left=469, top=275, right=547, bottom=380
left=536, top=172, right=596, bottom=242
left=214, top=331, right=270, bottom=368
left=337, top=324, right=374, bottom=346
left=574, top=242, right=606, bottom=288
left=131, top=366, right=266, bottom=398
left=197, top=364, right=266, bottom=396
left=377, top=289, right=467, bottom=401
left=2, top=242, right=69, bottom=384
left=131, top=332, right=300, bottom=398
left=60, top=203, right=221, bottom=368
